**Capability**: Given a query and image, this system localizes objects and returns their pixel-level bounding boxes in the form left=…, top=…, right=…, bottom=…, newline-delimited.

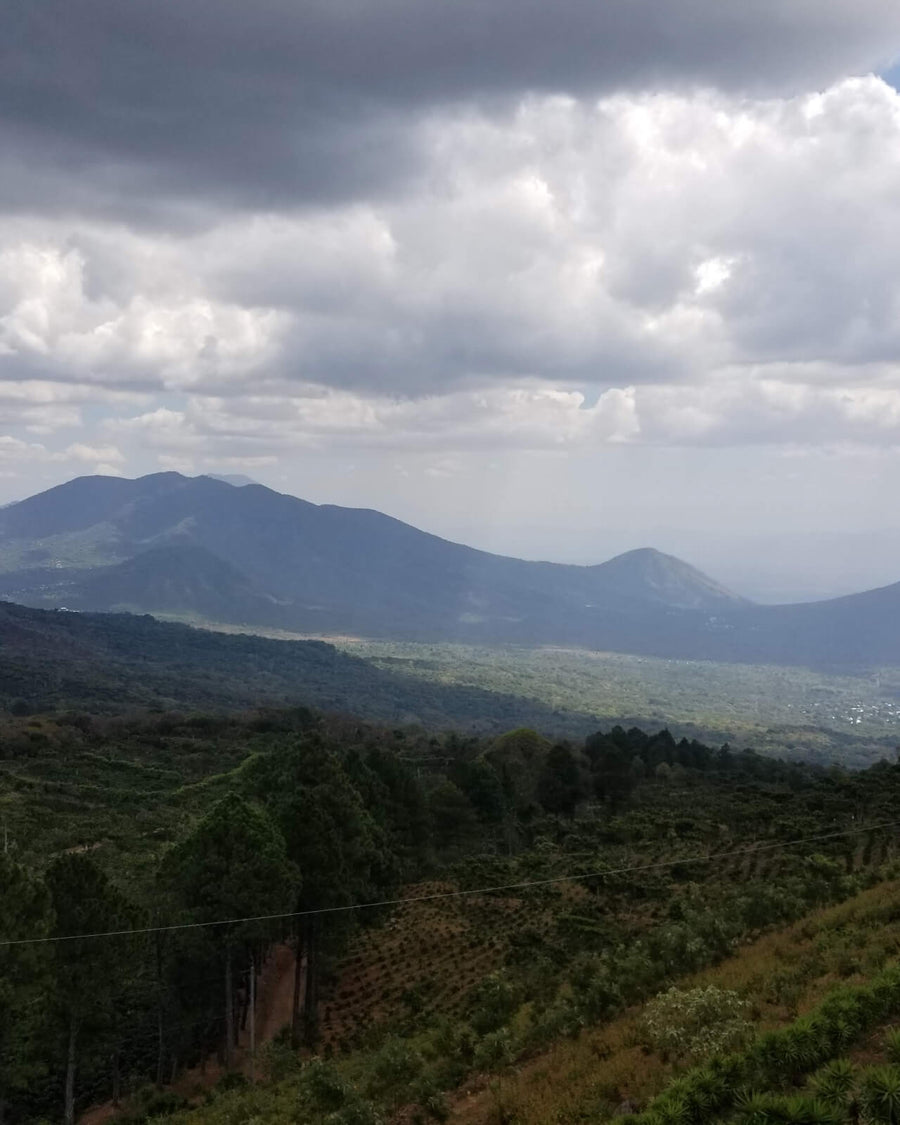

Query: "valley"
left=4, top=475, right=900, bottom=1125
left=6, top=9, right=900, bottom=1125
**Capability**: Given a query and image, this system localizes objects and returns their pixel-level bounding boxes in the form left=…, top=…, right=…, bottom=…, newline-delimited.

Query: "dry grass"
left=446, top=880, right=900, bottom=1125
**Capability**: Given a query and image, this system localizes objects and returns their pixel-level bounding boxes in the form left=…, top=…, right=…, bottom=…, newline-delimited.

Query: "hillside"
left=0, top=598, right=601, bottom=735
left=6, top=714, right=898, bottom=1125
left=0, top=471, right=746, bottom=635
left=1, top=472, right=900, bottom=669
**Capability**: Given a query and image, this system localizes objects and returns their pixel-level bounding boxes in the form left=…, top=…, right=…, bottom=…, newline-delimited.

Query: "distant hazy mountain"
left=203, top=473, right=257, bottom=487
left=0, top=471, right=744, bottom=624
left=0, top=472, right=896, bottom=669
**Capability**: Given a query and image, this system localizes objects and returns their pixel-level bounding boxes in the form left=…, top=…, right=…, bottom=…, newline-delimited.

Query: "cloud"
left=2, top=1, right=899, bottom=219
left=61, top=442, right=124, bottom=465
left=6, top=79, right=900, bottom=419
left=0, top=238, right=290, bottom=390
left=3, top=6, right=900, bottom=515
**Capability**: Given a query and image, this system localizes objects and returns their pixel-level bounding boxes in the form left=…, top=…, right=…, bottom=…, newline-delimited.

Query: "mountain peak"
left=592, top=546, right=749, bottom=610
left=0, top=472, right=749, bottom=640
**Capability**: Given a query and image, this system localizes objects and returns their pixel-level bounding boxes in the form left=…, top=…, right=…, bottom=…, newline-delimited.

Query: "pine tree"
left=162, top=794, right=299, bottom=1069
left=45, top=853, right=131, bottom=1125
left=0, top=854, right=53, bottom=1125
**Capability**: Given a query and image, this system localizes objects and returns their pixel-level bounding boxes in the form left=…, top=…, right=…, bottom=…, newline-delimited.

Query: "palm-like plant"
left=859, top=1065, right=900, bottom=1125
left=735, top=1088, right=783, bottom=1125
left=811, top=1057, right=857, bottom=1110
left=651, top=1092, right=692, bottom=1125
left=884, top=1030, right=900, bottom=1065
left=784, top=1095, right=843, bottom=1125
left=734, top=1090, right=840, bottom=1125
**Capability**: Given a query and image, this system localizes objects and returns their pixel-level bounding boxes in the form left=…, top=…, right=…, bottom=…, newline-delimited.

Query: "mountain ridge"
left=0, top=472, right=897, bottom=669
left=0, top=472, right=745, bottom=624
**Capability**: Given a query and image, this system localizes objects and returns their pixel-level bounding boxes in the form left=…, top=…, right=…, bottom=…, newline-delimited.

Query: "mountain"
left=0, top=472, right=744, bottom=633
left=587, top=547, right=744, bottom=611
left=0, top=472, right=898, bottom=670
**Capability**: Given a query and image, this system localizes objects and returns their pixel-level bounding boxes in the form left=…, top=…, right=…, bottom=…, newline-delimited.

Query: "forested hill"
left=0, top=599, right=598, bottom=734
left=6, top=710, right=900, bottom=1125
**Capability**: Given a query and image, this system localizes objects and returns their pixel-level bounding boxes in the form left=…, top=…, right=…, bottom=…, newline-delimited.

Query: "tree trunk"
left=156, top=1004, right=165, bottom=1087
left=303, top=916, right=319, bottom=1048
left=224, top=947, right=235, bottom=1070
left=249, top=954, right=256, bottom=1083
left=154, top=930, right=166, bottom=1087
left=291, top=925, right=304, bottom=1049
left=112, top=1047, right=121, bottom=1106
left=0, top=1095, right=8, bottom=1125
left=64, top=1010, right=78, bottom=1125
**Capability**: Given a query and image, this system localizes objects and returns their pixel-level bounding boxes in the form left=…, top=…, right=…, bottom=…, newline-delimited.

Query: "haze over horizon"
left=3, top=3, right=900, bottom=602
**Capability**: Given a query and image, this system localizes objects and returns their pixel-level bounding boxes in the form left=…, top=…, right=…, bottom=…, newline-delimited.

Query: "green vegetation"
left=0, top=600, right=606, bottom=735
left=5, top=701, right=900, bottom=1125
left=333, top=637, right=900, bottom=765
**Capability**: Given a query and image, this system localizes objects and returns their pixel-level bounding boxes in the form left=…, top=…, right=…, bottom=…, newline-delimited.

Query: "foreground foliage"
left=3, top=706, right=900, bottom=1124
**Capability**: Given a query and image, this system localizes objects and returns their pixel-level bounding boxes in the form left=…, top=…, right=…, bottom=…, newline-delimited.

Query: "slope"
left=0, top=474, right=747, bottom=642
left=0, top=598, right=602, bottom=734
left=3, top=473, right=900, bottom=670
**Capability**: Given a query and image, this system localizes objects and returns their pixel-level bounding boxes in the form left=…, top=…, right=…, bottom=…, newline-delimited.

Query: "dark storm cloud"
left=3, top=0, right=899, bottom=215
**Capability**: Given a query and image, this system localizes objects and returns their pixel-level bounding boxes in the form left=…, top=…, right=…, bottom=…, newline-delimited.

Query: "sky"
left=3, top=2, right=900, bottom=601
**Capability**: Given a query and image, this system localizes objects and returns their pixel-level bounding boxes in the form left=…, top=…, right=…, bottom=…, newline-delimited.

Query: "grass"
left=446, top=879, right=900, bottom=1125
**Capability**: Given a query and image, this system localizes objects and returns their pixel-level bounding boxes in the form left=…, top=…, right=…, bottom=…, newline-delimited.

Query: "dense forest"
left=0, top=600, right=605, bottom=737
left=4, top=705, right=900, bottom=1125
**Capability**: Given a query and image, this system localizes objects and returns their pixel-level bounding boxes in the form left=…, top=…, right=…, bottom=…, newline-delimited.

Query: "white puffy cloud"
left=4, top=74, right=900, bottom=492
left=0, top=238, right=289, bottom=391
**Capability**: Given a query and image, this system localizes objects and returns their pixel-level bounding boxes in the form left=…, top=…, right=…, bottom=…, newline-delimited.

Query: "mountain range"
left=0, top=471, right=896, bottom=670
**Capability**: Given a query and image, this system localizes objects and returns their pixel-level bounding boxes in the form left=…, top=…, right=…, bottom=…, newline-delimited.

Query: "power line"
left=1, top=817, right=897, bottom=950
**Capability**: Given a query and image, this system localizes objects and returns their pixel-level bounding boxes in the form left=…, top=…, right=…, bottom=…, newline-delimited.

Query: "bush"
left=640, top=986, right=752, bottom=1062
left=324, top=1100, right=384, bottom=1125
left=474, top=1028, right=516, bottom=1070
left=303, top=1058, right=352, bottom=1112
left=860, top=1065, right=900, bottom=1125
left=468, top=972, right=521, bottom=1036
left=365, top=1037, right=424, bottom=1103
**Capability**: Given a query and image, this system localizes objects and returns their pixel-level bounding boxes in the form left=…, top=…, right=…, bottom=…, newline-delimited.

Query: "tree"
left=162, top=794, right=299, bottom=1068
left=586, top=731, right=639, bottom=809
left=485, top=728, right=551, bottom=812
left=428, top=779, right=478, bottom=847
left=451, top=757, right=505, bottom=825
left=0, top=855, right=52, bottom=1125
left=246, top=737, right=389, bottom=1046
left=537, top=744, right=587, bottom=817
left=46, top=854, right=132, bottom=1125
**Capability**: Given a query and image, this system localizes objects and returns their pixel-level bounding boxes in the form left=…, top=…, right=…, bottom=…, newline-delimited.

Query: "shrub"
left=885, top=1029, right=900, bottom=1064
left=365, top=1037, right=424, bottom=1102
left=859, top=1065, right=900, bottom=1125
left=303, top=1058, right=352, bottom=1112
left=810, top=1057, right=857, bottom=1108
left=640, top=986, right=753, bottom=1062
left=474, top=1028, right=516, bottom=1070
left=468, top=972, right=520, bottom=1035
